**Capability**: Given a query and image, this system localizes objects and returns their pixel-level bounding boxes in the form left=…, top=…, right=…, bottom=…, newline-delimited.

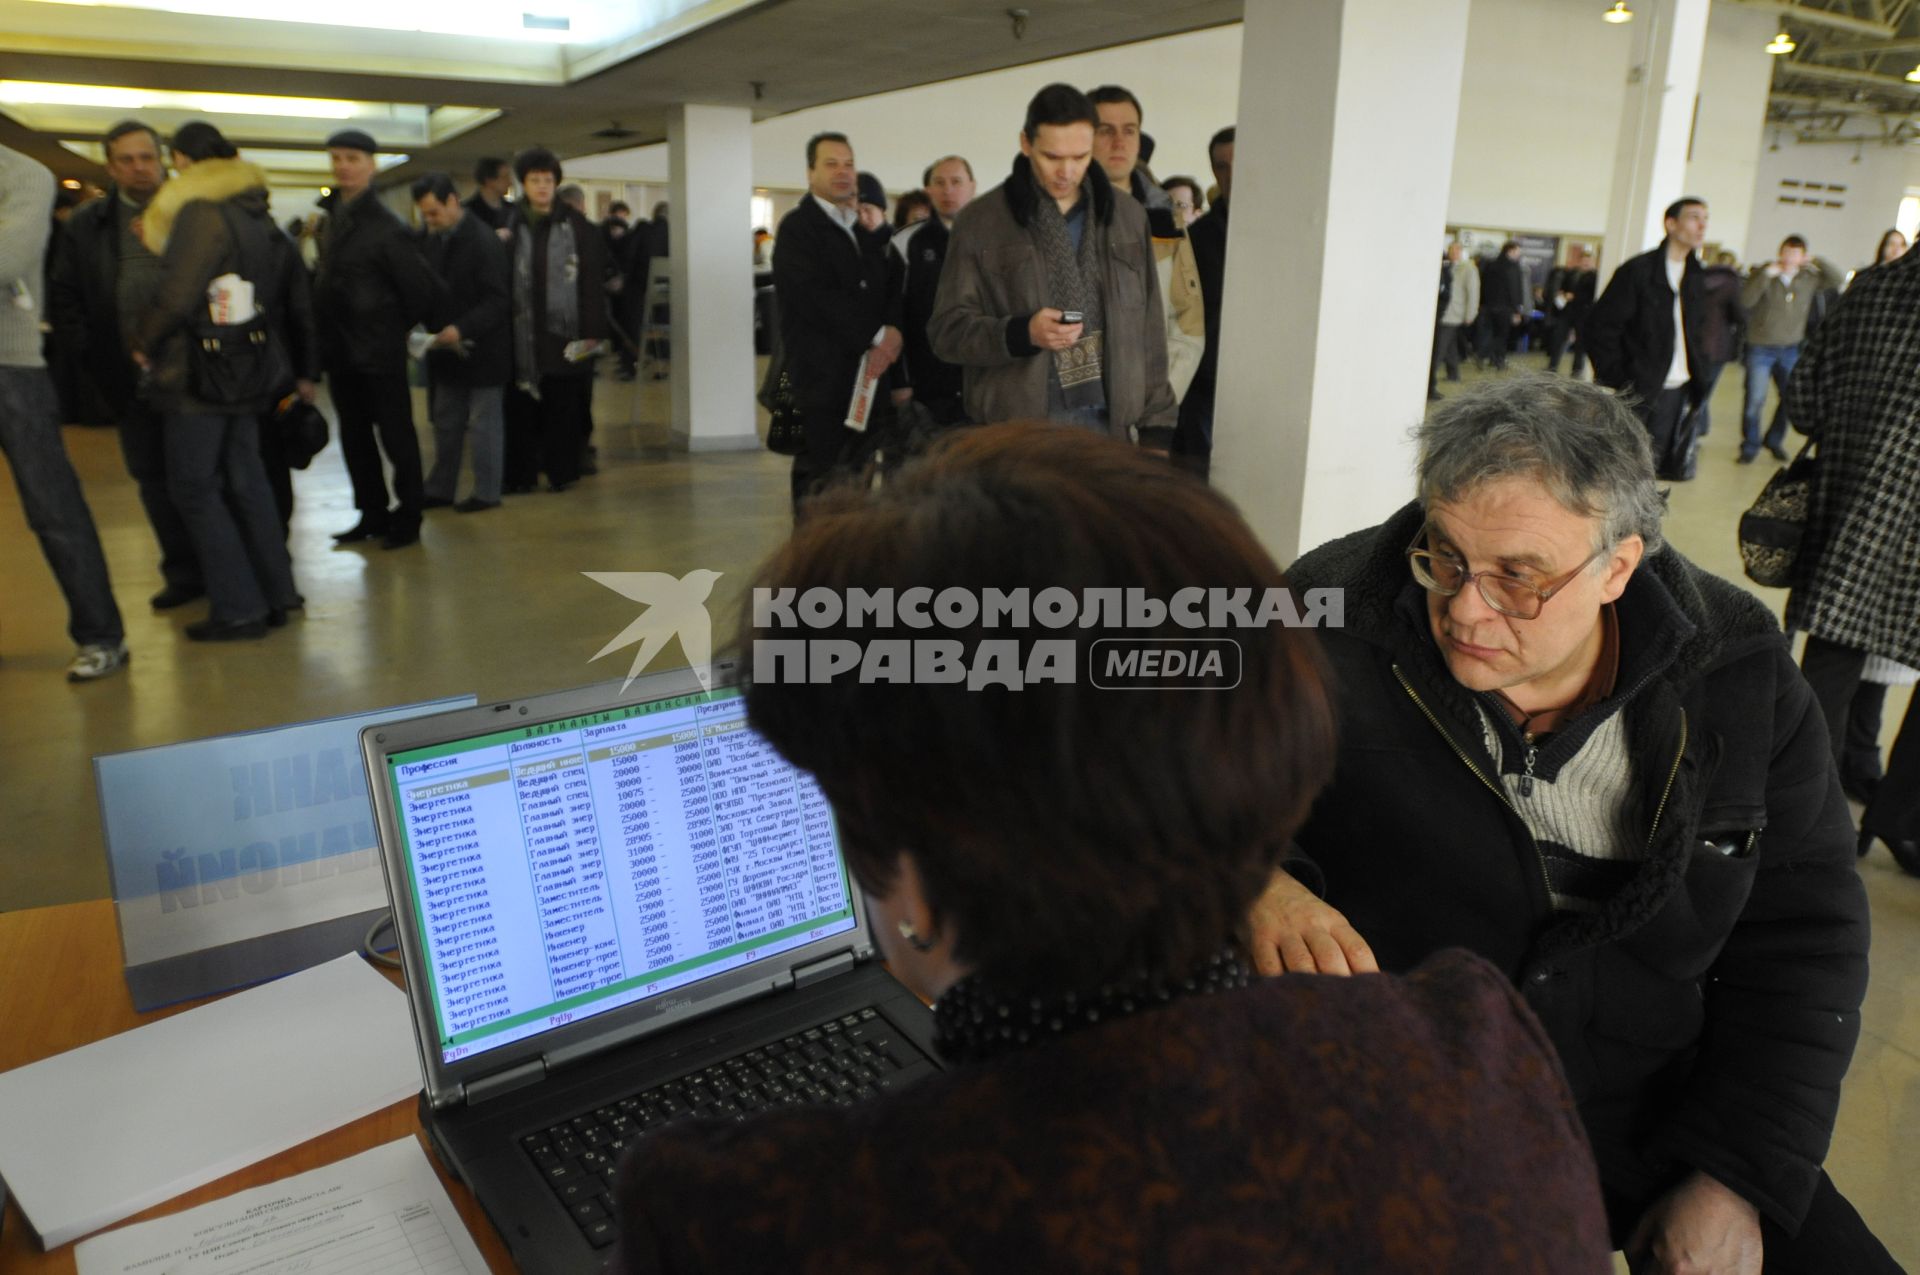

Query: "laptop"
left=363, top=663, right=943, bottom=1273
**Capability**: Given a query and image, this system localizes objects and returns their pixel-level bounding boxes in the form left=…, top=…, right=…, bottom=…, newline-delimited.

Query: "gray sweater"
left=0, top=144, right=52, bottom=369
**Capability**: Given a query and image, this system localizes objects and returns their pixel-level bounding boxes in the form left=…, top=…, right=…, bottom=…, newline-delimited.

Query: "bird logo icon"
left=585, top=569, right=725, bottom=690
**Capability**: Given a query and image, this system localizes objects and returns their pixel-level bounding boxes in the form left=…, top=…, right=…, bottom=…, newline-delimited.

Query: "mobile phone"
left=1059, top=309, right=1084, bottom=325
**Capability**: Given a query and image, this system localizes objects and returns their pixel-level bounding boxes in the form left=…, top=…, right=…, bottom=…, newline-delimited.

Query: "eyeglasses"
left=1406, top=529, right=1603, bottom=620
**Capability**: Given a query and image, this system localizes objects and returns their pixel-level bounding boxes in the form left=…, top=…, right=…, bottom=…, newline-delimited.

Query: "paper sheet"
left=74, top=1138, right=489, bottom=1275
left=0, top=954, right=422, bottom=1249
left=845, top=352, right=878, bottom=432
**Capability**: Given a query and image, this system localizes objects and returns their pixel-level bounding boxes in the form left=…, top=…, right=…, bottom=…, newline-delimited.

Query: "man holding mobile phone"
left=928, top=84, right=1175, bottom=448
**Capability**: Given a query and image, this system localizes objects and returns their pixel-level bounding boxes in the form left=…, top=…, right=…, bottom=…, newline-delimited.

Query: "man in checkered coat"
left=1785, top=244, right=1920, bottom=875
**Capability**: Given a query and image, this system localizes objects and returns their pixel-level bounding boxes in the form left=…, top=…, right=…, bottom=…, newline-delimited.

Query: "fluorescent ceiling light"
left=0, top=81, right=357, bottom=118
left=1909, top=64, right=1920, bottom=83
left=1602, top=2, right=1632, bottom=23
left=61, top=139, right=408, bottom=172
left=18, top=0, right=590, bottom=42
left=1766, top=31, right=1796, bottom=55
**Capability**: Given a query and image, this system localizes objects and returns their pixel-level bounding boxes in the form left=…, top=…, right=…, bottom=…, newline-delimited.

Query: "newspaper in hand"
left=845, top=350, right=879, bottom=432
left=205, top=273, right=256, bottom=325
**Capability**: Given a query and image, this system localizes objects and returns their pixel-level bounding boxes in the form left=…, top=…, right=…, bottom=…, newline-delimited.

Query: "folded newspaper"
left=205, top=273, right=256, bottom=325
left=845, top=351, right=879, bottom=432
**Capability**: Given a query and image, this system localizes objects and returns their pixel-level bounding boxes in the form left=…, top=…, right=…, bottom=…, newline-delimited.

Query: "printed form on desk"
left=74, top=1138, right=489, bottom=1275
left=0, top=953, right=419, bottom=1248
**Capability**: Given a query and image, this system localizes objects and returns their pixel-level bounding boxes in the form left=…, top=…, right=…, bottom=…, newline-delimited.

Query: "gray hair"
left=1415, top=373, right=1666, bottom=558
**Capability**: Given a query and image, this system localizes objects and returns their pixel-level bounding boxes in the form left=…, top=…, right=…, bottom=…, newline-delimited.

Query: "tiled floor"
left=1, top=356, right=1914, bottom=1264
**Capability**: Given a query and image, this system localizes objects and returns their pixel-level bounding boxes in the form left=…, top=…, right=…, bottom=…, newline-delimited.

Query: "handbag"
left=186, top=204, right=289, bottom=409
left=1737, top=437, right=1818, bottom=587
left=764, top=370, right=807, bottom=457
left=274, top=394, right=331, bottom=470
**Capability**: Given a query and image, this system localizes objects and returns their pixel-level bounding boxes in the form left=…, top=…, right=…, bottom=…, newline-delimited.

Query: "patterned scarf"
left=1028, top=176, right=1106, bottom=409
left=511, top=209, right=580, bottom=392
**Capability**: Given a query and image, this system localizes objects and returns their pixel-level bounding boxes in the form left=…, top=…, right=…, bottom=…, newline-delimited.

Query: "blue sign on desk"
left=95, top=695, right=475, bottom=1008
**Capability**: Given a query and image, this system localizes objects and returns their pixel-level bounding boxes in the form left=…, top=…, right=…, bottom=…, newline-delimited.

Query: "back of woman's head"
left=740, top=424, right=1337, bottom=993
left=170, top=121, right=238, bottom=163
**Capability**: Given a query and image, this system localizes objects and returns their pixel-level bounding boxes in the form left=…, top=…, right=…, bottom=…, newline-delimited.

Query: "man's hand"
left=497, top=227, right=513, bottom=244
left=431, top=324, right=462, bottom=348
left=1028, top=309, right=1084, bottom=352
left=295, top=378, right=318, bottom=404
left=1510, top=311, right=1524, bottom=325
left=890, top=387, right=913, bottom=406
left=1626, top=1171, right=1763, bottom=1275
left=1246, top=868, right=1378, bottom=977
left=130, top=350, right=150, bottom=371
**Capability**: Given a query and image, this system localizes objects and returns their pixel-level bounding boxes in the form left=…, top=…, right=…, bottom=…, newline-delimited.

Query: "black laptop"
left=362, top=664, right=943, bottom=1272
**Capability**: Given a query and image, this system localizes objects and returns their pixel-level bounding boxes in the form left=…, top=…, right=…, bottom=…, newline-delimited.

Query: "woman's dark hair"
left=410, top=172, right=458, bottom=203
left=473, top=156, right=507, bottom=185
left=1875, top=228, right=1907, bottom=264
left=891, top=189, right=932, bottom=229
left=1022, top=83, right=1097, bottom=140
left=1162, top=175, right=1203, bottom=209
left=512, top=146, right=562, bottom=184
left=170, top=121, right=238, bottom=163
left=739, top=424, right=1337, bottom=993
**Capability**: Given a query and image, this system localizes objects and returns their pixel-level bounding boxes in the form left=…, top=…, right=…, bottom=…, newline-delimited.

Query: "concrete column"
left=1687, top=3, right=1777, bottom=261
left=667, top=103, right=758, bottom=451
left=1213, top=0, right=1470, bottom=565
left=1601, top=0, right=1712, bottom=265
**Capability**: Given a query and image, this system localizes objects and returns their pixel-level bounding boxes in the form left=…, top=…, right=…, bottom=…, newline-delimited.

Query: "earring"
left=896, top=919, right=936, bottom=953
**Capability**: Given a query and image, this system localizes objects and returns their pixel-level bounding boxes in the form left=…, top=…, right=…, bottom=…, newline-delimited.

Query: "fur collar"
left=1002, top=152, right=1114, bottom=229
left=140, top=158, right=268, bottom=254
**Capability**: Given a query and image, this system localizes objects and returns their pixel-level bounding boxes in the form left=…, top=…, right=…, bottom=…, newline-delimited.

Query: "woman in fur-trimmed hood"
left=130, top=121, right=308, bottom=641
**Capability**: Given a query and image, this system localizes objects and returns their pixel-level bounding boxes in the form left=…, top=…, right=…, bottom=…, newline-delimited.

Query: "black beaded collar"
left=931, top=946, right=1250, bottom=1066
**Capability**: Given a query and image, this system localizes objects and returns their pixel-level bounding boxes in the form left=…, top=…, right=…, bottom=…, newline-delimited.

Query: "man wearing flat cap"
left=312, top=128, right=441, bottom=549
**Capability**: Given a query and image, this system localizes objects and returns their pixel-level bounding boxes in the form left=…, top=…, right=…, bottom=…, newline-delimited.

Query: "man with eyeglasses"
left=1248, top=375, right=1885, bottom=1274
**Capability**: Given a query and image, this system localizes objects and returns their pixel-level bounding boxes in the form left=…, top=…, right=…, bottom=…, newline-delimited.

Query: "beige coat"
left=928, top=167, right=1178, bottom=445
left=1154, top=228, right=1205, bottom=402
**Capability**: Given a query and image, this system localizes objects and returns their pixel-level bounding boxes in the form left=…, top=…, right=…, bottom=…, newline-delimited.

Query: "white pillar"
left=667, top=103, right=758, bottom=452
left=1687, top=4, right=1777, bottom=261
left=1602, top=0, right=1712, bottom=265
left=1213, top=0, right=1471, bottom=565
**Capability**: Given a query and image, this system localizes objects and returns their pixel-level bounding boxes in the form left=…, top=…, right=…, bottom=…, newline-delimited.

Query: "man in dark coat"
left=463, top=157, right=514, bottom=238
left=500, top=146, right=607, bottom=495
left=311, top=128, right=441, bottom=549
left=412, top=173, right=510, bottom=513
left=1581, top=197, right=1715, bottom=481
left=772, top=131, right=900, bottom=513
left=1545, top=244, right=1596, bottom=376
left=1786, top=245, right=1920, bottom=876
left=48, top=119, right=203, bottom=607
left=886, top=155, right=975, bottom=432
left=1248, top=375, right=1889, bottom=1273
left=1474, top=240, right=1528, bottom=370
left=1176, top=125, right=1231, bottom=478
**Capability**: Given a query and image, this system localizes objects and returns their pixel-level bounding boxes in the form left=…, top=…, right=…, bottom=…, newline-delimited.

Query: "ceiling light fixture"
left=0, top=80, right=357, bottom=118
left=1766, top=30, right=1796, bottom=55
left=1603, top=2, right=1633, bottom=23
left=1907, top=63, right=1920, bottom=82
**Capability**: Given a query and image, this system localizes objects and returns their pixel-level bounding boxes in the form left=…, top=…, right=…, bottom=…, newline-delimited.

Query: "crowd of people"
left=3, top=73, right=1918, bottom=1269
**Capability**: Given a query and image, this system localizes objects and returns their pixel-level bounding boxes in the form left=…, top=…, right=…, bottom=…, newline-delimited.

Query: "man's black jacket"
left=48, top=189, right=141, bottom=423
left=421, top=211, right=510, bottom=388
left=886, top=217, right=963, bottom=409
left=313, top=190, right=440, bottom=375
left=772, top=196, right=894, bottom=432
left=1583, top=245, right=1712, bottom=406
left=1287, top=501, right=1868, bottom=1239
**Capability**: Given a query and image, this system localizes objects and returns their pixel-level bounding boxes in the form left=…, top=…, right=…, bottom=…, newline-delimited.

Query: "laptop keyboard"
left=522, top=1006, right=936, bottom=1249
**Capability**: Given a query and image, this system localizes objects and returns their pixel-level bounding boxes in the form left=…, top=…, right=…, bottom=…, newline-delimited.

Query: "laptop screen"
left=383, top=684, right=857, bottom=1066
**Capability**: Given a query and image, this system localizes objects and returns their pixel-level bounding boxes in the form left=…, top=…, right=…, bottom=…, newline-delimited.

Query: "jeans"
left=165, top=411, right=298, bottom=623
left=0, top=367, right=125, bottom=646
left=118, top=396, right=201, bottom=588
left=1741, top=343, right=1799, bottom=458
left=424, top=379, right=504, bottom=504
left=330, top=368, right=422, bottom=526
left=1433, top=322, right=1463, bottom=382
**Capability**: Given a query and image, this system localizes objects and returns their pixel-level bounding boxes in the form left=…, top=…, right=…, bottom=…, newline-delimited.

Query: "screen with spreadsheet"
left=384, top=686, right=856, bottom=1064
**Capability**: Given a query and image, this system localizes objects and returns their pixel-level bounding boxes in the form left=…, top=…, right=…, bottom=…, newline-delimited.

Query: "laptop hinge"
left=462, top=1056, right=547, bottom=1106
left=791, top=949, right=855, bottom=989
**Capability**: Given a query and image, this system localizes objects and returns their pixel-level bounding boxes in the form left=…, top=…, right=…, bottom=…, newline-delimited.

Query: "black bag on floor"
left=1738, top=438, right=1818, bottom=587
left=764, top=371, right=806, bottom=457
left=273, top=394, right=330, bottom=470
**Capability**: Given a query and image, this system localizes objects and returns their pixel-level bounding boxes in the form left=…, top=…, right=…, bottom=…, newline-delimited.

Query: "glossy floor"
left=1, top=359, right=1914, bottom=1264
